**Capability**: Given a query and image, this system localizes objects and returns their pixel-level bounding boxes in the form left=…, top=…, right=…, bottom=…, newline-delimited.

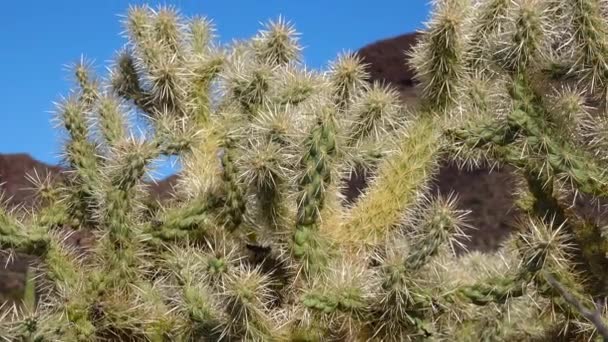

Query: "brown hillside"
left=358, top=32, right=420, bottom=103
left=0, top=153, right=178, bottom=207
left=0, top=154, right=62, bottom=207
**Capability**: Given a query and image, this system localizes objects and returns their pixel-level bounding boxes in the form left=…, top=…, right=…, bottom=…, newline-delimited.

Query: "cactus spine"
left=3, top=1, right=608, bottom=341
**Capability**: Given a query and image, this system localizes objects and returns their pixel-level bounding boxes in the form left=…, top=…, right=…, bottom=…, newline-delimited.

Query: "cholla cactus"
left=2, top=2, right=608, bottom=341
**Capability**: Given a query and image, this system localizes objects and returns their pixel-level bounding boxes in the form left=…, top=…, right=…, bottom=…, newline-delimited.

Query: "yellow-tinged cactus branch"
left=342, top=116, right=441, bottom=245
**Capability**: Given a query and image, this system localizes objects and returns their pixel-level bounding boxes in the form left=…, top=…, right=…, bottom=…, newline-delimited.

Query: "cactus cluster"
left=3, top=1, right=608, bottom=340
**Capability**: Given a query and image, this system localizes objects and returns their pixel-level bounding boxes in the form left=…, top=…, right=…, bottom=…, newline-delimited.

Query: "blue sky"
left=0, top=1, right=430, bottom=178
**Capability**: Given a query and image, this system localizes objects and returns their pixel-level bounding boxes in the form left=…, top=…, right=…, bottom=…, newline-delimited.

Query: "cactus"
left=3, top=2, right=608, bottom=341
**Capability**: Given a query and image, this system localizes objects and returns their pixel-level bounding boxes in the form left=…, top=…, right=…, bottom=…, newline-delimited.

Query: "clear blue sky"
left=0, top=1, right=430, bottom=177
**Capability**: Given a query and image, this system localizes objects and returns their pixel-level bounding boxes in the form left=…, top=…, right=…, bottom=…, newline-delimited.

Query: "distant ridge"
left=0, top=153, right=177, bottom=208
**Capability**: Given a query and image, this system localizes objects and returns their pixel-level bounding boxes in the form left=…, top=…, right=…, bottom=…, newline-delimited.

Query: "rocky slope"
left=0, top=153, right=62, bottom=207
left=0, top=154, right=177, bottom=207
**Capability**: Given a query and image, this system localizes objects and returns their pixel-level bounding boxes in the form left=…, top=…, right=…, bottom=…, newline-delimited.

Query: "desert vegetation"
left=3, top=0, right=608, bottom=340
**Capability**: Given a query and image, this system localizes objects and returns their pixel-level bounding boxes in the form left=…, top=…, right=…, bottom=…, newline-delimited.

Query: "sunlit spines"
left=444, top=71, right=509, bottom=168
left=200, top=232, right=245, bottom=290
left=223, top=55, right=273, bottom=115
left=125, top=5, right=153, bottom=52
left=167, top=270, right=225, bottom=340
left=495, top=0, right=550, bottom=74
left=24, top=171, right=72, bottom=230
left=410, top=0, right=471, bottom=113
left=12, top=2, right=608, bottom=339
left=516, top=218, right=603, bottom=337
left=73, top=59, right=99, bottom=111
left=184, top=50, right=225, bottom=125
left=250, top=103, right=301, bottom=147
left=253, top=17, right=302, bottom=67
left=0, top=303, right=66, bottom=342
left=522, top=213, right=608, bottom=295
left=145, top=53, right=187, bottom=117
left=545, top=85, right=590, bottom=143
left=56, top=108, right=100, bottom=228
left=327, top=52, right=369, bottom=111
left=444, top=250, right=546, bottom=340
left=347, top=81, right=403, bottom=144
left=369, top=246, right=414, bottom=340
left=125, top=5, right=187, bottom=117
left=220, top=264, right=277, bottom=341
left=126, top=5, right=166, bottom=70
left=451, top=216, right=574, bottom=307
left=467, top=0, right=511, bottom=72
left=41, top=231, right=83, bottom=290
left=239, top=139, right=292, bottom=232
left=188, top=16, right=216, bottom=55
left=509, top=74, right=608, bottom=198
left=0, top=199, right=48, bottom=255
left=153, top=114, right=199, bottom=157
left=405, top=194, right=470, bottom=271
left=38, top=231, right=96, bottom=340
left=95, top=137, right=160, bottom=289
left=445, top=101, right=510, bottom=171
left=568, top=0, right=608, bottom=100
left=176, top=122, right=225, bottom=199
left=128, top=280, right=184, bottom=340
left=58, top=97, right=88, bottom=143
left=55, top=94, right=104, bottom=228
left=94, top=94, right=128, bottom=148
left=106, top=137, right=159, bottom=192
left=299, top=257, right=374, bottom=340
left=56, top=98, right=99, bottom=178
left=89, top=287, right=152, bottom=340
left=273, top=66, right=323, bottom=107
left=150, top=6, right=184, bottom=58
left=582, top=109, right=608, bottom=162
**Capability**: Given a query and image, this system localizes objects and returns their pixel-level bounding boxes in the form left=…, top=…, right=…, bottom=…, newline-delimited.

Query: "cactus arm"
left=147, top=195, right=220, bottom=243
left=570, top=0, right=608, bottom=100
left=111, top=52, right=157, bottom=115
left=341, top=116, right=441, bottom=245
left=453, top=273, right=530, bottom=306
left=186, top=53, right=224, bottom=126
left=0, top=209, right=48, bottom=255
left=253, top=17, right=302, bottom=67
left=96, top=95, right=127, bottom=147
left=219, top=144, right=247, bottom=232
left=467, top=0, right=510, bottom=71
left=410, top=0, right=469, bottom=113
left=328, top=52, right=369, bottom=111
left=292, top=107, right=338, bottom=275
